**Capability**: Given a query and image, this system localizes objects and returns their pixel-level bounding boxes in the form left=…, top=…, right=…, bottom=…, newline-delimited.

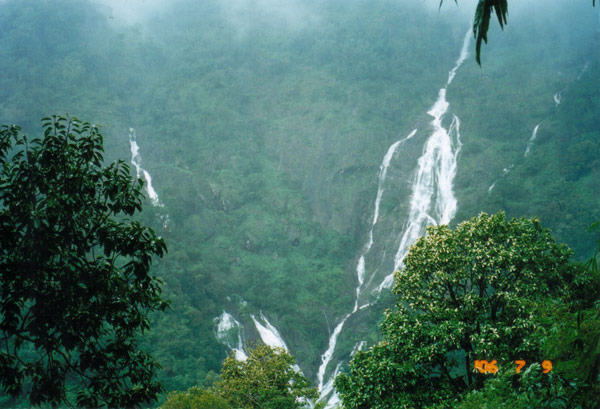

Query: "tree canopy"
left=162, top=344, right=318, bottom=409
left=0, top=116, right=168, bottom=407
left=215, top=344, right=318, bottom=409
left=161, top=387, right=232, bottom=409
left=336, top=213, right=598, bottom=408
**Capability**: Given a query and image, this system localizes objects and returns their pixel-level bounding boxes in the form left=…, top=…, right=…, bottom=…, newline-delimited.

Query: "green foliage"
left=0, top=116, right=168, bottom=407
left=453, top=222, right=600, bottom=408
left=453, top=43, right=600, bottom=259
left=160, top=346, right=318, bottom=409
left=215, top=345, right=318, bottom=409
left=336, top=213, right=590, bottom=408
left=472, top=0, right=508, bottom=65
left=161, top=387, right=231, bottom=409
left=586, top=221, right=600, bottom=275
left=453, top=363, right=575, bottom=409
left=440, top=0, right=508, bottom=64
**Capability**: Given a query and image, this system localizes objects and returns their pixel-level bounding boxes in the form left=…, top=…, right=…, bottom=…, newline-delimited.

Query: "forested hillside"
left=0, top=0, right=598, bottom=406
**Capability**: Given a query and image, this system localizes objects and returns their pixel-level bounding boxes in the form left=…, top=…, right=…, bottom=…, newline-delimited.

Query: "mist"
left=0, top=0, right=598, bottom=407
left=94, top=0, right=168, bottom=25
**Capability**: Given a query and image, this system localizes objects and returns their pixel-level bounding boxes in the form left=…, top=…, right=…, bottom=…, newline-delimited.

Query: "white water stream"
left=251, top=312, right=289, bottom=351
left=354, top=128, right=418, bottom=311
left=553, top=60, right=591, bottom=108
left=129, top=128, right=163, bottom=207
left=488, top=165, right=514, bottom=193
left=380, top=29, right=469, bottom=291
left=251, top=312, right=303, bottom=373
left=317, top=29, right=471, bottom=407
left=524, top=123, right=541, bottom=157
left=215, top=311, right=248, bottom=361
left=214, top=310, right=301, bottom=371
left=577, top=61, right=590, bottom=80
left=554, top=92, right=562, bottom=107
left=316, top=127, right=420, bottom=396
left=490, top=60, right=591, bottom=194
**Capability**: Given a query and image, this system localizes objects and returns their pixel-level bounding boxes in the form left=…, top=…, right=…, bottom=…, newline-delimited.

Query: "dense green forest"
left=0, top=0, right=598, bottom=407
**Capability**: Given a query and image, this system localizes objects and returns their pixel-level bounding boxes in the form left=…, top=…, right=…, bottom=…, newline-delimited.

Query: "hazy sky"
left=221, top=0, right=319, bottom=32
left=93, top=0, right=599, bottom=39
left=95, top=0, right=166, bottom=24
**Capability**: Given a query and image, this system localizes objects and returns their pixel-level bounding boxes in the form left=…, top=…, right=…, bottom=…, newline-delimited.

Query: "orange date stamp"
left=474, top=359, right=552, bottom=374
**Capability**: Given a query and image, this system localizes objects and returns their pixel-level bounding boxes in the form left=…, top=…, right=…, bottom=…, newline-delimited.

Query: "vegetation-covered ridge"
left=0, top=0, right=598, bottom=406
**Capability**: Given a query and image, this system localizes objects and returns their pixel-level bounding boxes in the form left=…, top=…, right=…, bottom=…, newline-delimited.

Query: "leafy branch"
left=440, top=0, right=596, bottom=65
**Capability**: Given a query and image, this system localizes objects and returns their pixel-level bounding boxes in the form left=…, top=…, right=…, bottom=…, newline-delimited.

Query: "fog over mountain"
left=0, top=0, right=598, bottom=407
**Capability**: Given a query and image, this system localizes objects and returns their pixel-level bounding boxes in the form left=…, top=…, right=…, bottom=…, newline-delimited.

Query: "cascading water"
left=251, top=313, right=302, bottom=373
left=577, top=61, right=590, bottom=80
left=490, top=59, right=591, bottom=194
left=354, top=129, right=418, bottom=311
left=215, top=311, right=303, bottom=372
left=553, top=60, right=590, bottom=108
left=554, top=92, right=562, bottom=107
left=524, top=123, right=541, bottom=157
left=251, top=313, right=289, bottom=351
left=319, top=339, right=366, bottom=407
left=317, top=29, right=471, bottom=407
left=379, top=28, right=469, bottom=291
left=129, top=128, right=163, bottom=207
left=319, top=362, right=343, bottom=408
left=215, top=311, right=248, bottom=361
left=488, top=165, right=514, bottom=193
left=317, top=313, right=349, bottom=392
left=317, top=128, right=418, bottom=393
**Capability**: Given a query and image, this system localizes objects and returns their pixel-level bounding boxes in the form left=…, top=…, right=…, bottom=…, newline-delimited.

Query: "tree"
left=214, top=344, right=318, bottom=409
left=336, top=212, right=594, bottom=408
left=0, top=116, right=168, bottom=407
left=440, top=0, right=596, bottom=64
left=161, top=387, right=231, bottom=409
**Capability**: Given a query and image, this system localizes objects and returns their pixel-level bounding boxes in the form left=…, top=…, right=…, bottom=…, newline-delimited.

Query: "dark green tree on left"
left=0, top=116, right=168, bottom=407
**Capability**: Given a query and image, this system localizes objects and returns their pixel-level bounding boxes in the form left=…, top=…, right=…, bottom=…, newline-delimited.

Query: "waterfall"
left=488, top=165, right=514, bottom=193
left=317, top=29, right=471, bottom=408
left=215, top=311, right=248, bottom=361
left=319, top=328, right=372, bottom=405
left=251, top=313, right=303, bottom=373
left=351, top=341, right=367, bottom=355
left=317, top=129, right=419, bottom=392
left=554, top=92, right=562, bottom=107
left=129, top=128, right=163, bottom=207
left=216, top=312, right=298, bottom=366
left=319, top=362, right=343, bottom=408
left=354, top=128, right=418, bottom=311
left=524, top=123, right=541, bottom=157
left=318, top=129, right=418, bottom=393
left=577, top=61, right=590, bottom=80
left=378, top=29, right=469, bottom=291
left=251, top=312, right=289, bottom=351
left=553, top=60, right=591, bottom=109
left=493, top=60, right=590, bottom=193
left=317, top=313, right=350, bottom=391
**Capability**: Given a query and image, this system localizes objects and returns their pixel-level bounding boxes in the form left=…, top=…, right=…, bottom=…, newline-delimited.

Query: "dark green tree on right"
left=336, top=213, right=600, bottom=408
